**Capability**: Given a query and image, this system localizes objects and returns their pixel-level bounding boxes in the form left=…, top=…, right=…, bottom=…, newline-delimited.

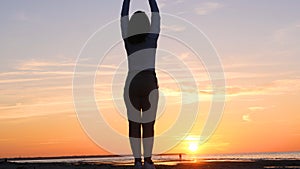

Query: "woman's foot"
left=134, top=161, right=143, bottom=169
left=144, top=160, right=156, bottom=169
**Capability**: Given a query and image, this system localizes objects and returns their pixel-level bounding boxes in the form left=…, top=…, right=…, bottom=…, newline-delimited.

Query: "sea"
left=9, top=151, right=300, bottom=165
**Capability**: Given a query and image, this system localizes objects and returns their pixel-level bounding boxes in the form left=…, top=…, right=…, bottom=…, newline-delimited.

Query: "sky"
left=0, top=0, right=300, bottom=158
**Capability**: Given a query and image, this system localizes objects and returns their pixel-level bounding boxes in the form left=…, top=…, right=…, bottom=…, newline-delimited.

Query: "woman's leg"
left=141, top=88, right=159, bottom=161
left=124, top=82, right=142, bottom=160
left=142, top=121, right=155, bottom=162
left=129, top=120, right=142, bottom=162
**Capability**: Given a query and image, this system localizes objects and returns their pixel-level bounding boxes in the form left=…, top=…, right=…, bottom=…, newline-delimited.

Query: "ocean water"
left=10, top=151, right=300, bottom=165
left=196, top=151, right=300, bottom=161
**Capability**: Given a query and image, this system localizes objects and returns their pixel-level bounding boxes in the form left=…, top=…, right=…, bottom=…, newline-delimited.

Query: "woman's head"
left=127, top=11, right=150, bottom=44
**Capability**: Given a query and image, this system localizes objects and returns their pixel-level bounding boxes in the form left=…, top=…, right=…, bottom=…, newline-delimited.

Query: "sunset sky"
left=1, top=0, right=300, bottom=158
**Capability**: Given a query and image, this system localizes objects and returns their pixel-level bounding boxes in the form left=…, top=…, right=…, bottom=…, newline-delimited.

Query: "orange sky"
left=1, top=54, right=299, bottom=158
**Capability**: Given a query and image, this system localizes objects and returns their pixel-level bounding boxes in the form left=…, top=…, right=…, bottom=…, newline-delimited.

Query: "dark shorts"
left=126, top=69, right=158, bottom=111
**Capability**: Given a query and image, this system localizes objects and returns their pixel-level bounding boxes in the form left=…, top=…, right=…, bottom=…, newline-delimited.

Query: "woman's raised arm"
left=148, top=0, right=160, bottom=38
left=121, top=0, right=131, bottom=39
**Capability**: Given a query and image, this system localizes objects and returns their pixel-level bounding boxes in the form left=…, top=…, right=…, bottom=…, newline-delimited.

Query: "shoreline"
left=3, top=151, right=299, bottom=161
left=1, top=160, right=300, bottom=169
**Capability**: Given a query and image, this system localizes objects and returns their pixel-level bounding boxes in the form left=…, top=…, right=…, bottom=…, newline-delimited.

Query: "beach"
left=1, top=160, right=300, bottom=169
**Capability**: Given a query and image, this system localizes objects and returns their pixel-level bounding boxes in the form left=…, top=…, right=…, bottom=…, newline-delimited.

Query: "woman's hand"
left=148, top=0, right=159, bottom=12
left=121, top=0, right=131, bottom=16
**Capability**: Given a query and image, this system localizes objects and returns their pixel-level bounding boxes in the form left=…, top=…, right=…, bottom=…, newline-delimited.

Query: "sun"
left=188, top=142, right=199, bottom=152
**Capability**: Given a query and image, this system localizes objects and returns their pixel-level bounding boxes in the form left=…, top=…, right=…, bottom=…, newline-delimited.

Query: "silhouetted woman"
left=121, top=0, right=160, bottom=169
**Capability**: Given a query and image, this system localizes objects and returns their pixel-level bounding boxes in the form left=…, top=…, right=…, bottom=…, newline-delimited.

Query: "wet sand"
left=1, top=160, right=300, bottom=169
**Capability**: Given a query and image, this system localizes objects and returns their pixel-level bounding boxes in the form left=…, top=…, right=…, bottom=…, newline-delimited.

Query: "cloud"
left=226, top=79, right=300, bottom=97
left=0, top=78, right=42, bottom=84
left=0, top=72, right=73, bottom=84
left=0, top=102, right=74, bottom=120
left=243, top=106, right=270, bottom=122
left=161, top=24, right=186, bottom=32
left=16, top=60, right=75, bottom=71
left=0, top=59, right=77, bottom=120
left=195, top=2, right=223, bottom=15
left=242, top=114, right=251, bottom=122
left=248, top=106, right=265, bottom=111
left=159, top=0, right=184, bottom=8
left=0, top=59, right=78, bottom=84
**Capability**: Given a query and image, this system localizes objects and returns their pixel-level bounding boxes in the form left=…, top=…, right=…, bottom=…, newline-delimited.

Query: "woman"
left=121, top=0, right=160, bottom=169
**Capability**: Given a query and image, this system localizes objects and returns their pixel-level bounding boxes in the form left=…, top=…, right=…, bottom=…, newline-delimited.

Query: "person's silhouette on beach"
left=121, top=0, right=160, bottom=168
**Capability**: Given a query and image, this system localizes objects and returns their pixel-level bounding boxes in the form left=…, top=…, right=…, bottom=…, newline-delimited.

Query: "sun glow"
left=188, top=142, right=199, bottom=152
